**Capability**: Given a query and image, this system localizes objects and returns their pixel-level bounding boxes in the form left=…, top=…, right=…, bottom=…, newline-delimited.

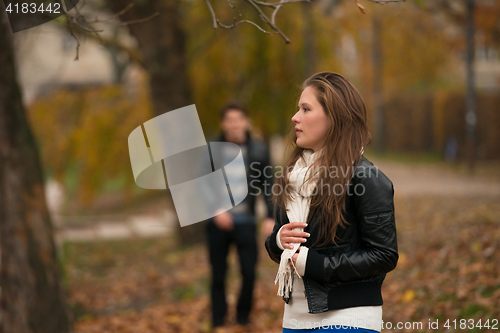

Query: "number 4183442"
left=444, top=319, right=498, bottom=330
left=5, top=2, right=61, bottom=14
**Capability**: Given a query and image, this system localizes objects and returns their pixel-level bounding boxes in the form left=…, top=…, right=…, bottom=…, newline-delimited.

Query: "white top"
left=282, top=275, right=382, bottom=331
left=276, top=229, right=383, bottom=332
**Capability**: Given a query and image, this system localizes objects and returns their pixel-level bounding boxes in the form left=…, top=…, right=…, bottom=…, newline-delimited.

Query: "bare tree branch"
left=115, top=12, right=160, bottom=26
left=253, top=0, right=312, bottom=9
left=204, top=0, right=219, bottom=29
left=242, top=0, right=292, bottom=43
left=60, top=0, right=81, bottom=60
left=369, top=0, right=406, bottom=4
left=203, top=0, right=405, bottom=44
left=204, top=0, right=282, bottom=38
left=93, top=3, right=134, bottom=22
left=84, top=33, right=145, bottom=68
left=60, top=0, right=158, bottom=61
left=220, top=18, right=277, bottom=35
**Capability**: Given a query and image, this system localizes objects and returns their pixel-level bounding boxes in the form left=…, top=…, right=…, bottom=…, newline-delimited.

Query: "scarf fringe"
left=274, top=246, right=302, bottom=298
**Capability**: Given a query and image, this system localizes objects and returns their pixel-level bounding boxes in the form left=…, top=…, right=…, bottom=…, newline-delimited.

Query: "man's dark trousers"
left=207, top=213, right=257, bottom=327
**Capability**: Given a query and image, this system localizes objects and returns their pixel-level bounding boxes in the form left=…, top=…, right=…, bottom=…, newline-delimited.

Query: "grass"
left=365, top=149, right=500, bottom=181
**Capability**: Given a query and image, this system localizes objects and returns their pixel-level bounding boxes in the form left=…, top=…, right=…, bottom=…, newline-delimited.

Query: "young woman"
left=265, top=72, right=398, bottom=333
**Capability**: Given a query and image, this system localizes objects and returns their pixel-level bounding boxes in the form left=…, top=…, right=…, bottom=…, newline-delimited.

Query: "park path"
left=373, top=159, right=500, bottom=197
left=53, top=158, right=500, bottom=246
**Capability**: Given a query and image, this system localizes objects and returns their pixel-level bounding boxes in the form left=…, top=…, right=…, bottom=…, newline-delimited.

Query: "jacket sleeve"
left=265, top=203, right=285, bottom=264
left=303, top=165, right=399, bottom=283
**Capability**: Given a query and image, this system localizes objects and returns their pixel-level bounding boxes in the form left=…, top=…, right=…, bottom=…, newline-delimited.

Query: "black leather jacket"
left=265, top=155, right=398, bottom=314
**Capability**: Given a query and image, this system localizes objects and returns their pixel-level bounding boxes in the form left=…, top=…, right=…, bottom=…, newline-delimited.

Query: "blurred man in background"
left=206, top=101, right=275, bottom=329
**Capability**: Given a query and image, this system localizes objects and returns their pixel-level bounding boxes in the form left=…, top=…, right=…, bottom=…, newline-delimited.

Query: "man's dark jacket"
left=207, top=130, right=275, bottom=219
left=265, top=155, right=398, bottom=314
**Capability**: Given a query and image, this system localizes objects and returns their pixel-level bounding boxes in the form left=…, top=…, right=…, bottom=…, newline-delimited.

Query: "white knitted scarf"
left=274, top=147, right=324, bottom=298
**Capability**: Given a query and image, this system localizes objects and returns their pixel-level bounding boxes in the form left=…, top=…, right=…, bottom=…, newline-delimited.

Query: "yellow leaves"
left=26, top=78, right=154, bottom=209
left=402, top=289, right=416, bottom=303
left=397, top=252, right=407, bottom=267
left=165, top=315, right=181, bottom=324
left=60, top=176, right=500, bottom=332
left=147, top=268, right=159, bottom=282
left=470, top=242, right=482, bottom=253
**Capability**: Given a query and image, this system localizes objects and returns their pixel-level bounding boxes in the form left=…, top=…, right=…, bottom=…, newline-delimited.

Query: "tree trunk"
left=107, top=0, right=192, bottom=115
left=302, top=1, right=316, bottom=78
left=106, top=0, right=204, bottom=245
left=465, top=0, right=476, bottom=173
left=372, top=15, right=385, bottom=153
left=0, top=5, right=71, bottom=333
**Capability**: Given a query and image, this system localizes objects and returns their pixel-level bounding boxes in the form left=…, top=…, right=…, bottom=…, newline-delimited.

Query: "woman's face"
left=292, top=86, right=331, bottom=152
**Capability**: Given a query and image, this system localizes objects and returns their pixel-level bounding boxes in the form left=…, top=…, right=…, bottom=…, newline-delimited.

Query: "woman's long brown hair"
left=272, top=72, right=372, bottom=247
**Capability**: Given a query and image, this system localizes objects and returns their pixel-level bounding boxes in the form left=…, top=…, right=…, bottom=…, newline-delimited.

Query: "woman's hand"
left=279, top=222, right=309, bottom=250
left=291, top=252, right=299, bottom=266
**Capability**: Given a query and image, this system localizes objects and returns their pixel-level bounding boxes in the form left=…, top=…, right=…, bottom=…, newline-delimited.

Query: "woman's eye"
left=303, top=108, right=310, bottom=112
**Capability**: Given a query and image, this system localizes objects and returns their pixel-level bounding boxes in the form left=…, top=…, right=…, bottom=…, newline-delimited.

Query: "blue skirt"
left=283, top=326, right=378, bottom=333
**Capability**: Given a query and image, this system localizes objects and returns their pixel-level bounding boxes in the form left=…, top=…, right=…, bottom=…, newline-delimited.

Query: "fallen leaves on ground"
left=63, top=194, right=500, bottom=333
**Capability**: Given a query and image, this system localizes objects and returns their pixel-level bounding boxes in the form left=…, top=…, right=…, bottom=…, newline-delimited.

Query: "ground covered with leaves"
left=62, top=194, right=500, bottom=333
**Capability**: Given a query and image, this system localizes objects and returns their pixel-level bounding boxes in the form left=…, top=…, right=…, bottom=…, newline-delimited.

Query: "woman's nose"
left=291, top=111, right=300, bottom=123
